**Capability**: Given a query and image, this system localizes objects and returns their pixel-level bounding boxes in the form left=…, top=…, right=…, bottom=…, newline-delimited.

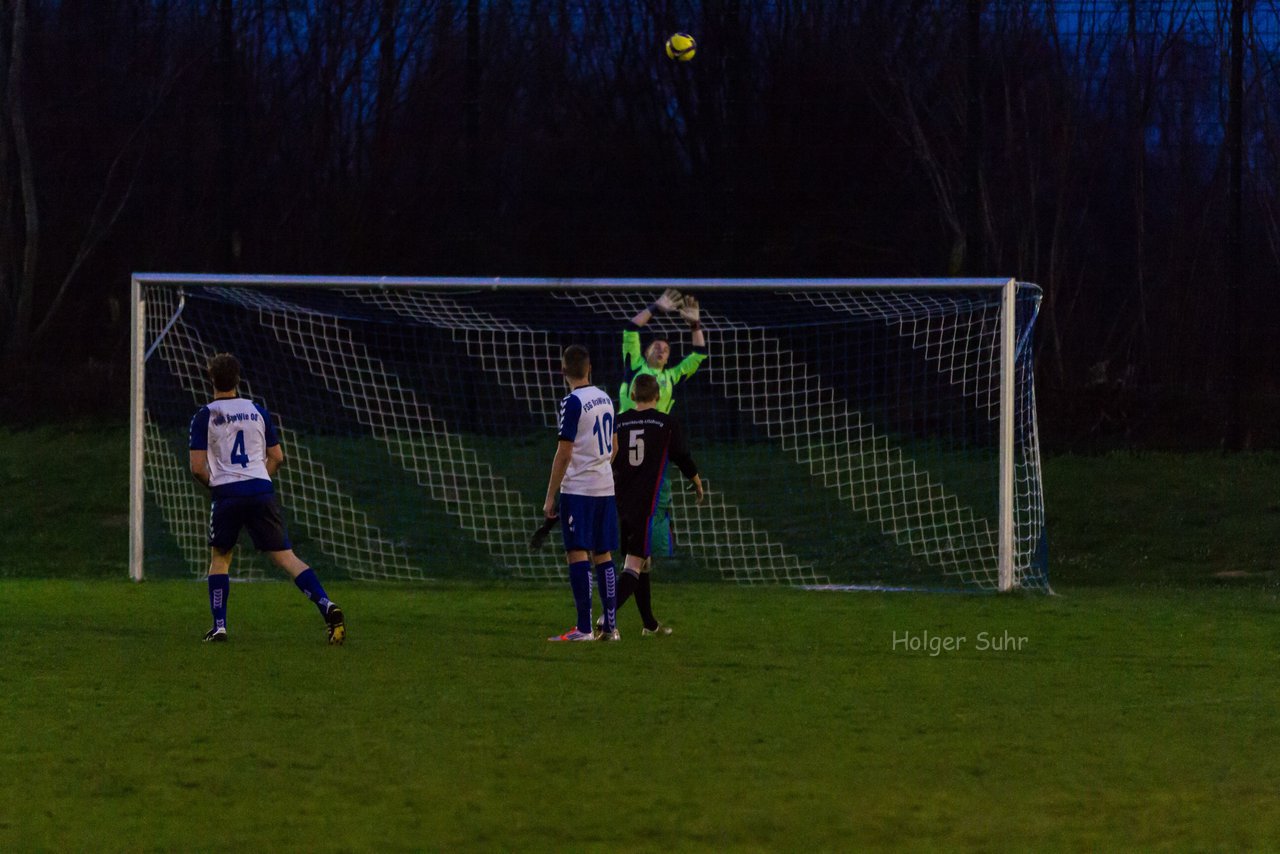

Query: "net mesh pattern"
left=137, top=280, right=1048, bottom=590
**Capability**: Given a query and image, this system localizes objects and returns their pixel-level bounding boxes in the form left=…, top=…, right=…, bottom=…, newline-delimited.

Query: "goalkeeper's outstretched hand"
left=654, top=288, right=683, bottom=313
left=530, top=515, right=558, bottom=550
left=680, top=295, right=700, bottom=325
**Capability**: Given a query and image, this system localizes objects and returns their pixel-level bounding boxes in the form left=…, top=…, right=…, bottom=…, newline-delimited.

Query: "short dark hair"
left=630, top=373, right=660, bottom=403
left=208, top=353, right=241, bottom=392
left=562, top=345, right=591, bottom=380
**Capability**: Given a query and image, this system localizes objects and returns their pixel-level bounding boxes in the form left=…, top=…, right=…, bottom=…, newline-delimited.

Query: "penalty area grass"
left=2, top=579, right=1279, bottom=850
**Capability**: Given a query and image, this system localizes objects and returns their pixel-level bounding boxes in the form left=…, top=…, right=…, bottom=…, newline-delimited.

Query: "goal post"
left=129, top=274, right=1048, bottom=592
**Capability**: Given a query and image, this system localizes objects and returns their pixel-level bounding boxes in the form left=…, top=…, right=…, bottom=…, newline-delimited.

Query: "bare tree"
left=0, top=0, right=39, bottom=354
left=1, top=0, right=165, bottom=355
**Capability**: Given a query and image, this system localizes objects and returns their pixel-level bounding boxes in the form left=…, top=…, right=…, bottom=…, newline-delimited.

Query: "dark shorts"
left=559, top=493, right=619, bottom=554
left=209, top=493, right=292, bottom=553
left=619, top=513, right=655, bottom=559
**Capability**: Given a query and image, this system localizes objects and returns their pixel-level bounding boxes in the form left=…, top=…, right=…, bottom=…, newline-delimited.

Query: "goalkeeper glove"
left=530, top=515, right=558, bottom=550
left=652, top=288, right=683, bottom=313
left=680, top=295, right=701, bottom=326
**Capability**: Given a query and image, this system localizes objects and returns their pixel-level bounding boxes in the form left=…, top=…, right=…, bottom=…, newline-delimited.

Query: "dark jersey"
left=612, top=408, right=698, bottom=521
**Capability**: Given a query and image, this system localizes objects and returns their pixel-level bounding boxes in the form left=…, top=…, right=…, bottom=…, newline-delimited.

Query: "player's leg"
left=549, top=495, right=596, bottom=641
left=592, top=496, right=620, bottom=638
left=612, top=516, right=647, bottom=618
left=204, top=547, right=233, bottom=642
left=592, top=550, right=618, bottom=639
left=597, top=553, right=643, bottom=636
left=618, top=506, right=650, bottom=605
left=615, top=554, right=645, bottom=609
left=548, top=547, right=596, bottom=641
left=596, top=516, right=639, bottom=637
left=203, top=496, right=242, bottom=642
left=248, top=494, right=346, bottom=644
left=266, top=548, right=347, bottom=645
left=635, top=562, right=672, bottom=636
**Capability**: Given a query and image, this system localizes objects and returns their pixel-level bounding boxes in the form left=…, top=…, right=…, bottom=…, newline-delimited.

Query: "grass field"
left=4, top=581, right=1280, bottom=850
left=4, top=425, right=1280, bottom=850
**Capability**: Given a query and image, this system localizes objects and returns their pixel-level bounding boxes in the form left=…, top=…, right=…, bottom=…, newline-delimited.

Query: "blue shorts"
left=209, top=493, right=292, bottom=553
left=559, top=493, right=619, bottom=554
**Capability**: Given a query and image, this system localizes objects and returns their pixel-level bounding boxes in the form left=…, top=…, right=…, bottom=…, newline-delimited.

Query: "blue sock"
left=208, top=573, right=229, bottom=630
left=595, top=561, right=617, bottom=631
left=569, top=560, right=593, bottom=633
left=293, top=568, right=332, bottom=615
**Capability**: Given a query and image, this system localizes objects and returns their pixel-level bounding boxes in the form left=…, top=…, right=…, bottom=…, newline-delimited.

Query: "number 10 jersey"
left=557, top=385, right=616, bottom=497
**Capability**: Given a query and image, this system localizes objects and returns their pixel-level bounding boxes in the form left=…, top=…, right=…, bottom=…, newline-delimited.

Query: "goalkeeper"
left=619, top=287, right=707, bottom=557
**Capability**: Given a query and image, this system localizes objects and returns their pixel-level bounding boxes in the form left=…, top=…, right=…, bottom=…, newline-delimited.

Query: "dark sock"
left=595, top=560, right=617, bottom=631
left=569, top=561, right=593, bottom=633
left=293, top=568, right=333, bottom=616
left=616, top=568, right=639, bottom=610
left=635, top=572, right=658, bottom=630
left=208, top=573, right=229, bottom=629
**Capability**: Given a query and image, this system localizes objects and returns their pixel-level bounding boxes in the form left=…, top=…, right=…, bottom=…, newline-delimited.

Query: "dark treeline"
left=2, top=0, right=1278, bottom=448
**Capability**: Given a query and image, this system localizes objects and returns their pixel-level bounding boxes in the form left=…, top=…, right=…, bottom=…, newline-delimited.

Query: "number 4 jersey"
left=558, top=385, right=615, bottom=497
left=189, top=397, right=280, bottom=498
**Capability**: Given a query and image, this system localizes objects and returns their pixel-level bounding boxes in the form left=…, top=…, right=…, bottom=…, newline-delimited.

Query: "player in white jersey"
left=543, top=345, right=619, bottom=642
left=188, top=353, right=346, bottom=645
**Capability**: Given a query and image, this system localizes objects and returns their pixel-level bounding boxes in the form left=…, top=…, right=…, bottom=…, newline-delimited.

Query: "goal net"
left=130, top=275, right=1048, bottom=591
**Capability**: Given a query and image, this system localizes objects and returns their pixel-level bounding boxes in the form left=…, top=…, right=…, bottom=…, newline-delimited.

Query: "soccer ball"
left=665, top=32, right=696, bottom=62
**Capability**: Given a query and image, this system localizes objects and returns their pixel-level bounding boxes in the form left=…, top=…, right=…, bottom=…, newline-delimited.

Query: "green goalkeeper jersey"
left=619, top=325, right=708, bottom=414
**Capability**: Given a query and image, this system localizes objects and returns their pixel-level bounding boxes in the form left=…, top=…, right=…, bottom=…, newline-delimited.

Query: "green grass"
left=0, top=425, right=133, bottom=577
left=3, top=580, right=1279, bottom=850
left=1045, top=451, right=1280, bottom=585
left=5, top=424, right=1280, bottom=848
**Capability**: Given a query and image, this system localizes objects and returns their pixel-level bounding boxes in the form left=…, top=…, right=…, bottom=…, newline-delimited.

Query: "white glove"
left=653, top=288, right=683, bottom=313
left=679, top=295, right=700, bottom=325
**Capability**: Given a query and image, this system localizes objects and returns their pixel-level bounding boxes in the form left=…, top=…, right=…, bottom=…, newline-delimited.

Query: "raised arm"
left=680, top=295, right=705, bottom=348
left=625, top=288, right=683, bottom=374
left=629, top=287, right=683, bottom=328
left=668, top=295, right=708, bottom=384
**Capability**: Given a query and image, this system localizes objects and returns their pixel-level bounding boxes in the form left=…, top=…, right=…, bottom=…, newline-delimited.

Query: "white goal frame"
left=130, top=274, right=1036, bottom=591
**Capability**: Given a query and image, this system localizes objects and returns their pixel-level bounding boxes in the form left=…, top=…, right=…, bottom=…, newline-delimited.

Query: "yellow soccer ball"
left=665, top=32, right=696, bottom=62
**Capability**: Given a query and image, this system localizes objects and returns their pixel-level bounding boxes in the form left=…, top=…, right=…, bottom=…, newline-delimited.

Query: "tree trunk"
left=373, top=0, right=398, bottom=192
left=4, top=0, right=38, bottom=354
